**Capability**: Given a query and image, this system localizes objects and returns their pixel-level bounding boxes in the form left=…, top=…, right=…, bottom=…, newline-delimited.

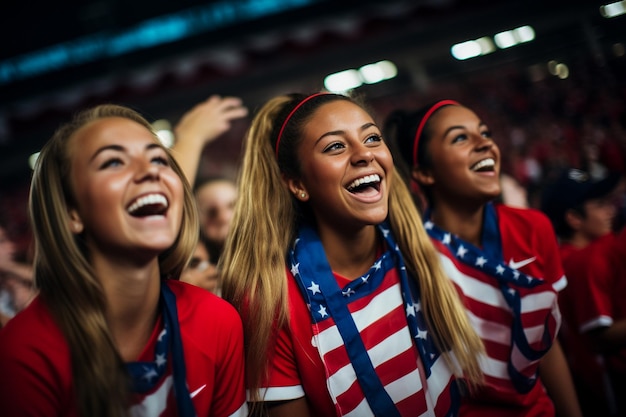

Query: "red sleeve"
left=256, top=271, right=336, bottom=416
left=0, top=297, right=74, bottom=417
left=534, top=211, right=567, bottom=291
left=260, top=281, right=306, bottom=402
left=569, top=237, right=616, bottom=333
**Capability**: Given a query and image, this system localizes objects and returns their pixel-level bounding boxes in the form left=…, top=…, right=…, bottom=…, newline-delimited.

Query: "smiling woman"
left=0, top=104, right=247, bottom=417
left=66, top=116, right=186, bottom=256
left=384, top=100, right=583, bottom=417
left=220, top=92, right=485, bottom=417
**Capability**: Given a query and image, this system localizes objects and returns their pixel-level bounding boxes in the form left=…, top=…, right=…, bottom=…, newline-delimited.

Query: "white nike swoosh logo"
left=190, top=384, right=206, bottom=398
left=508, top=256, right=536, bottom=270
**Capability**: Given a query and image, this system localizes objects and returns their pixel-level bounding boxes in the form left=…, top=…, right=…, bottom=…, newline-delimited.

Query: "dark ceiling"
left=0, top=0, right=622, bottom=186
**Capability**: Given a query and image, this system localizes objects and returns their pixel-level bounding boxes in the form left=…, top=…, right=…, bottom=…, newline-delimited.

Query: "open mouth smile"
left=470, top=158, right=495, bottom=172
left=127, top=193, right=169, bottom=217
left=346, top=174, right=381, bottom=194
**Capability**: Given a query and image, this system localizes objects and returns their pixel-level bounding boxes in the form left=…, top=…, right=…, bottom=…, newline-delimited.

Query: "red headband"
left=275, top=92, right=329, bottom=156
left=412, top=100, right=460, bottom=165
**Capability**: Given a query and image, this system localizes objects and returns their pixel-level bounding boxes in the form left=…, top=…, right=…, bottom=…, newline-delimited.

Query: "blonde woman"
left=220, top=92, right=484, bottom=416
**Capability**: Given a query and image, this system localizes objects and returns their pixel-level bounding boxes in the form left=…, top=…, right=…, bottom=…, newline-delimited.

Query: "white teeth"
left=127, top=194, right=168, bottom=214
left=347, top=174, right=381, bottom=191
left=471, top=158, right=495, bottom=171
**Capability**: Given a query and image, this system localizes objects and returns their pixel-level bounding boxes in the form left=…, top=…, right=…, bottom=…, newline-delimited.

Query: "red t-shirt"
left=559, top=228, right=626, bottom=375
left=0, top=280, right=247, bottom=417
left=431, top=204, right=564, bottom=417
left=261, top=266, right=459, bottom=417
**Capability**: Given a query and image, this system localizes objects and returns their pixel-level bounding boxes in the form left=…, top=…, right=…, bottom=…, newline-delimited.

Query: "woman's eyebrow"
left=315, top=122, right=379, bottom=145
left=90, top=144, right=125, bottom=162
left=90, top=142, right=162, bottom=162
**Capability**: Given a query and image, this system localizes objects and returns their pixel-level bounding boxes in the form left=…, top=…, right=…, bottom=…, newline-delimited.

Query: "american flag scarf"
left=288, top=222, right=459, bottom=416
left=126, top=282, right=196, bottom=417
left=424, top=203, right=560, bottom=393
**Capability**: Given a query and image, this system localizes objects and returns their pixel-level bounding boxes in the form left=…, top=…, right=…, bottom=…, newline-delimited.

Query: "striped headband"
left=412, top=99, right=460, bottom=165
left=275, top=92, right=329, bottom=156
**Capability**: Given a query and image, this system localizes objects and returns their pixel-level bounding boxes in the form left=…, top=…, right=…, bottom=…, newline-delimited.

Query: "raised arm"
left=171, top=95, right=248, bottom=185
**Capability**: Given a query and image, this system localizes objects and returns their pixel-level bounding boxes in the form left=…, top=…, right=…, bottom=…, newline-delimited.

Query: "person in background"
left=220, top=92, right=486, bottom=417
left=0, top=223, right=36, bottom=327
left=180, top=232, right=220, bottom=295
left=193, top=176, right=238, bottom=264
left=385, top=99, right=582, bottom=417
left=0, top=104, right=246, bottom=417
left=172, top=95, right=247, bottom=291
left=171, top=95, right=248, bottom=186
left=541, top=168, right=625, bottom=417
left=499, top=173, right=529, bottom=209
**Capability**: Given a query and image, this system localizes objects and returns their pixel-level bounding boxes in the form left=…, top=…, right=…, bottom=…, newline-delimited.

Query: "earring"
left=300, top=192, right=307, bottom=198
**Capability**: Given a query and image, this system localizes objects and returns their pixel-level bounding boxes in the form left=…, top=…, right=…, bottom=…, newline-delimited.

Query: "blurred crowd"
left=4, top=56, right=626, bottom=254
left=372, top=58, right=626, bottom=208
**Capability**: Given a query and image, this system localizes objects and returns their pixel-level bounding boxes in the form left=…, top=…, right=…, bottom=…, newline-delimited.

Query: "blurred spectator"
left=171, top=95, right=247, bottom=294
left=541, top=168, right=625, bottom=417
left=0, top=224, right=35, bottom=327
left=171, top=95, right=248, bottom=186
left=370, top=57, right=626, bottom=211
left=500, top=172, right=529, bottom=208
left=180, top=236, right=220, bottom=295
left=194, top=177, right=237, bottom=264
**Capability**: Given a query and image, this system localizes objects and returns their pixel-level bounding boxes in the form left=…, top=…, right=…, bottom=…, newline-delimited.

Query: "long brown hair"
left=29, top=104, right=198, bottom=417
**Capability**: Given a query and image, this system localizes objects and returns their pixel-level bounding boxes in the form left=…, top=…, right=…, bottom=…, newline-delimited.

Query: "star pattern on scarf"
left=307, top=281, right=321, bottom=295
left=406, top=302, right=416, bottom=317
left=155, top=353, right=167, bottom=368
left=342, top=288, right=355, bottom=297
left=427, top=221, right=543, bottom=288
left=288, top=222, right=446, bottom=395
left=142, top=366, right=159, bottom=383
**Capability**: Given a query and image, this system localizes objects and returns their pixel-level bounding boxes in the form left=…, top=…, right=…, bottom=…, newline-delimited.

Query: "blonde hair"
left=29, top=104, right=198, bottom=417
left=220, top=94, right=483, bottom=406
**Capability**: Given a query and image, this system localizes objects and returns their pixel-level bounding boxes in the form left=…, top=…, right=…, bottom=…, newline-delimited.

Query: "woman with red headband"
left=220, top=92, right=486, bottom=416
left=384, top=100, right=582, bottom=417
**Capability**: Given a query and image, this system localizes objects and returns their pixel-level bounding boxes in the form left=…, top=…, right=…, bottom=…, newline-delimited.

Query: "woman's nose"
left=351, top=144, right=375, bottom=165
left=474, top=135, right=494, bottom=152
left=134, top=159, right=160, bottom=181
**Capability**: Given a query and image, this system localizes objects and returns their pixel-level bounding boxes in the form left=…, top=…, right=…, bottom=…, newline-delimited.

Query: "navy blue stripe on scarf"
left=424, top=203, right=555, bottom=393
left=289, top=222, right=456, bottom=415
left=126, top=282, right=196, bottom=417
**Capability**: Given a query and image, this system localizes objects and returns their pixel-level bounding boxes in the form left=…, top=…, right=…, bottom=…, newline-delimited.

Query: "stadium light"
left=515, top=25, right=535, bottom=43
left=359, top=60, right=398, bottom=84
left=453, top=25, right=535, bottom=60
left=28, top=152, right=40, bottom=170
left=494, top=25, right=535, bottom=49
left=324, top=69, right=362, bottom=93
left=324, top=60, right=398, bottom=93
left=451, top=40, right=482, bottom=60
left=451, top=37, right=495, bottom=60
left=152, top=119, right=175, bottom=148
left=600, top=1, right=626, bottom=18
